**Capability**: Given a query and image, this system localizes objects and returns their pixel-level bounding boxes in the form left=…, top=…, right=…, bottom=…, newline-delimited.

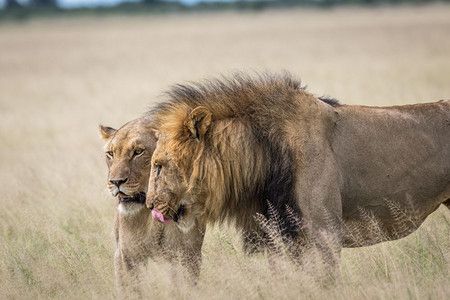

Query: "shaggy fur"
left=99, top=118, right=205, bottom=296
left=146, top=73, right=450, bottom=263
left=148, top=74, right=311, bottom=251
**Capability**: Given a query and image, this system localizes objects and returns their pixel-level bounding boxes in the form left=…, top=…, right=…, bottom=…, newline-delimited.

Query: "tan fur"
left=99, top=118, right=205, bottom=297
left=146, top=74, right=450, bottom=267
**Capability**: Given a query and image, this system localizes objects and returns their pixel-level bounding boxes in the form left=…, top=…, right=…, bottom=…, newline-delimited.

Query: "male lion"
left=99, top=117, right=205, bottom=296
left=145, top=74, right=449, bottom=268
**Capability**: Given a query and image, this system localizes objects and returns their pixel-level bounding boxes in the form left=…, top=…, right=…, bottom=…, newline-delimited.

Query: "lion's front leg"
left=297, top=192, right=343, bottom=282
left=294, top=151, right=343, bottom=279
left=179, top=249, right=202, bottom=283
left=176, top=222, right=206, bottom=284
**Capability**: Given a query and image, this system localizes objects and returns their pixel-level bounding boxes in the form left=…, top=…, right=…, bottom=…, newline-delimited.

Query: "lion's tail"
left=444, top=199, right=450, bottom=210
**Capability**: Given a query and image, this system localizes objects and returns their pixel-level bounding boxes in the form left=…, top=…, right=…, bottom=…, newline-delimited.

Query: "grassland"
left=0, top=4, right=449, bottom=299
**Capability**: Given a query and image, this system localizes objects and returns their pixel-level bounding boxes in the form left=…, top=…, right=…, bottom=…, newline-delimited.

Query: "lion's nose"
left=110, top=178, right=128, bottom=187
left=146, top=197, right=155, bottom=210
left=146, top=187, right=154, bottom=209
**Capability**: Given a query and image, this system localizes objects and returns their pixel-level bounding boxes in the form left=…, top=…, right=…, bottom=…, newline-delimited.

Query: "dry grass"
left=1, top=4, right=450, bottom=299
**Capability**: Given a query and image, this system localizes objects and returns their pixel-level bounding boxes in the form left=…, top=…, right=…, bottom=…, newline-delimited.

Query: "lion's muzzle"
left=151, top=208, right=171, bottom=223
left=150, top=204, right=185, bottom=224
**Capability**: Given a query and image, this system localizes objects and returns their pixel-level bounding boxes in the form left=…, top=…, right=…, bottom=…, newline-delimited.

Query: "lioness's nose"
left=110, top=178, right=127, bottom=187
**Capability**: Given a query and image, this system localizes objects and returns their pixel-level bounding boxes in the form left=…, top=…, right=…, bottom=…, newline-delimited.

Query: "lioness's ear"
left=186, top=106, right=212, bottom=140
left=99, top=125, right=117, bottom=140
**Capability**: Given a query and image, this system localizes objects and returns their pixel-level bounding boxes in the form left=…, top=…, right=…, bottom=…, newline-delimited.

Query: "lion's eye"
left=154, top=163, right=162, bottom=176
left=106, top=151, right=113, bottom=159
left=133, top=149, right=144, bottom=157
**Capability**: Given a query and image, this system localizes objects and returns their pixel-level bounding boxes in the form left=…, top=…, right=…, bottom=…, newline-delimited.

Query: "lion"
left=145, top=73, right=449, bottom=268
left=99, top=117, right=205, bottom=297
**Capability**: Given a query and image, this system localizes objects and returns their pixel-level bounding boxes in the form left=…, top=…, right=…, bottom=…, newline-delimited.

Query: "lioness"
left=145, top=74, right=449, bottom=268
left=99, top=117, right=205, bottom=296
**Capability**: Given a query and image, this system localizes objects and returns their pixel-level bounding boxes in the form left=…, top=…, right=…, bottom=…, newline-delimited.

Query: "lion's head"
left=147, top=102, right=267, bottom=233
left=99, top=117, right=156, bottom=215
left=146, top=106, right=214, bottom=232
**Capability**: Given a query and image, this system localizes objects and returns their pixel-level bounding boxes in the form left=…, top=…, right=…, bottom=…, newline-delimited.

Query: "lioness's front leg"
left=115, top=218, right=206, bottom=297
left=114, top=248, right=143, bottom=298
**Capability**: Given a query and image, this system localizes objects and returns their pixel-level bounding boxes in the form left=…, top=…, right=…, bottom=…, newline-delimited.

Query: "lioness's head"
left=146, top=106, right=213, bottom=232
left=99, top=118, right=156, bottom=215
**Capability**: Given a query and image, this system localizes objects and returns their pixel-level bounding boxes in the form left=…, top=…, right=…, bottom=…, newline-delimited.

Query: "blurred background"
left=1, top=0, right=450, bottom=15
left=1, top=1, right=449, bottom=298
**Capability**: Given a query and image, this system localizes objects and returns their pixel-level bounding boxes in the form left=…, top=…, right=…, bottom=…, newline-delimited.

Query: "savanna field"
left=1, top=4, right=450, bottom=298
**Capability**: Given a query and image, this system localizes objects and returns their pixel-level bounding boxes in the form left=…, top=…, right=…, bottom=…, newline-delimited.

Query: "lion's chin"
left=175, top=213, right=196, bottom=233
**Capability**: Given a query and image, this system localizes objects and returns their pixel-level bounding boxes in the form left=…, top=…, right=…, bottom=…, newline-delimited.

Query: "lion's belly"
left=341, top=196, right=443, bottom=248
left=333, top=105, right=450, bottom=247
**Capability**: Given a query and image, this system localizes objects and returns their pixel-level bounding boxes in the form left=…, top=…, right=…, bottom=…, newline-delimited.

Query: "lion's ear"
left=186, top=106, right=212, bottom=140
left=150, top=128, right=160, bottom=140
left=99, top=125, right=117, bottom=140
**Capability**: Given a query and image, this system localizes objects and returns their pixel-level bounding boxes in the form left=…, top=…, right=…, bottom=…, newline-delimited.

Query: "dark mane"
left=150, top=73, right=309, bottom=120
left=150, top=73, right=340, bottom=120
left=149, top=74, right=307, bottom=245
left=169, top=73, right=304, bottom=104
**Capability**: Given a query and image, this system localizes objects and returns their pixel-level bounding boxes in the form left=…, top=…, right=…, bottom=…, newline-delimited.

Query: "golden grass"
left=1, top=4, right=449, bottom=299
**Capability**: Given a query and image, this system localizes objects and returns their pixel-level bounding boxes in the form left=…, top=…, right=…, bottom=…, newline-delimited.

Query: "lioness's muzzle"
left=119, top=192, right=146, bottom=204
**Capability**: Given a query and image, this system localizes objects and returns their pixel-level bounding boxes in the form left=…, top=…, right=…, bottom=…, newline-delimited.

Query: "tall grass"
left=0, top=4, right=449, bottom=299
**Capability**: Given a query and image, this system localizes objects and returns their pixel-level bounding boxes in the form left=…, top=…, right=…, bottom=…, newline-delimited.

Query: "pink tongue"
left=151, top=209, right=171, bottom=224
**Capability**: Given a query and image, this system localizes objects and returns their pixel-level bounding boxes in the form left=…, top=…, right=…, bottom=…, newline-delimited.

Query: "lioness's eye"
left=133, top=149, right=144, bottom=157
left=106, top=151, right=113, bottom=159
